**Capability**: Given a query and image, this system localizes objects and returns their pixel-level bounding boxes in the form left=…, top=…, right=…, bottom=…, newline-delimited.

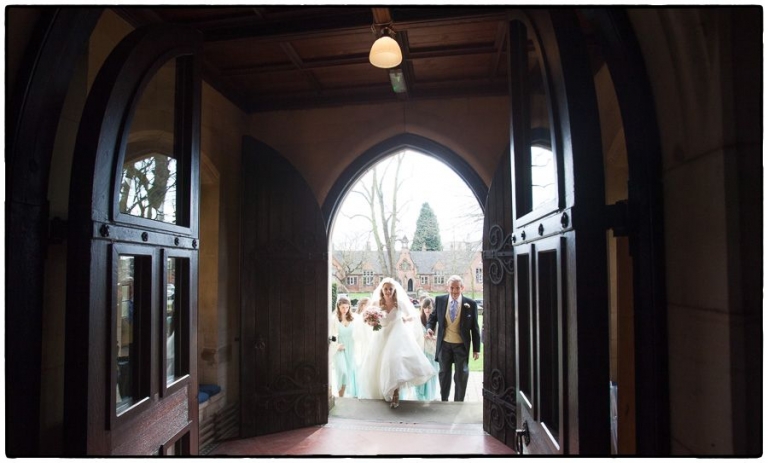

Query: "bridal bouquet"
left=361, top=306, right=384, bottom=331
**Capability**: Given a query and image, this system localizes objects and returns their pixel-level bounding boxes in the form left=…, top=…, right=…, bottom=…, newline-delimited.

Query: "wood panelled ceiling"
left=114, top=6, right=601, bottom=113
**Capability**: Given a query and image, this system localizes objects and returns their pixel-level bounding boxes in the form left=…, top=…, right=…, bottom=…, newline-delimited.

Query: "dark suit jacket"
left=426, top=294, right=481, bottom=362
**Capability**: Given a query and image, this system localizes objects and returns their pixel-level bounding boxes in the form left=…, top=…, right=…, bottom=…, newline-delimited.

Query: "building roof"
left=333, top=246, right=480, bottom=276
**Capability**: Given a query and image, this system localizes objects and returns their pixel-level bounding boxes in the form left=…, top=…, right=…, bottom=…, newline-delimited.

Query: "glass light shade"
left=369, top=35, right=402, bottom=69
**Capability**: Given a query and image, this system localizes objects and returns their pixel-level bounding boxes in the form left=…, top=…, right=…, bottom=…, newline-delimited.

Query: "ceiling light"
left=369, top=26, right=402, bottom=69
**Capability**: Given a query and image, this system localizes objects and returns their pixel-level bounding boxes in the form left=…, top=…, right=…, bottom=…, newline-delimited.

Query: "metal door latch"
left=515, top=421, right=530, bottom=454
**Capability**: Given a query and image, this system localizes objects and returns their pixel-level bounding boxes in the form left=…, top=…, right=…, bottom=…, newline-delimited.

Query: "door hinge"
left=605, top=200, right=630, bottom=236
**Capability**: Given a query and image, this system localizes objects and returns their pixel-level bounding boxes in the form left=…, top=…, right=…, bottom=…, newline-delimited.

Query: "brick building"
left=332, top=236, right=483, bottom=298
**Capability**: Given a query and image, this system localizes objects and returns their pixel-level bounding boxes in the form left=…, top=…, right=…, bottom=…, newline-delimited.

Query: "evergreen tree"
left=412, top=202, right=443, bottom=251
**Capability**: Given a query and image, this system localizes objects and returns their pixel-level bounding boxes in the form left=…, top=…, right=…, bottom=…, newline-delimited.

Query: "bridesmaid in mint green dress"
left=415, top=297, right=440, bottom=401
left=331, top=297, right=358, bottom=397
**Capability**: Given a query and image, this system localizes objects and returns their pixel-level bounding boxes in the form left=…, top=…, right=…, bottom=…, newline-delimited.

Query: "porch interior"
left=207, top=370, right=516, bottom=456
left=209, top=398, right=513, bottom=456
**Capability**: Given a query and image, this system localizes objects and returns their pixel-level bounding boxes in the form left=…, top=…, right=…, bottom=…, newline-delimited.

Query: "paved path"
left=435, top=370, right=483, bottom=402
left=463, top=370, right=483, bottom=402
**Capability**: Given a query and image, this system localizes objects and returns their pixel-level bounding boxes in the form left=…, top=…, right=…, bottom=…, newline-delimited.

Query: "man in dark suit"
left=426, top=275, right=481, bottom=401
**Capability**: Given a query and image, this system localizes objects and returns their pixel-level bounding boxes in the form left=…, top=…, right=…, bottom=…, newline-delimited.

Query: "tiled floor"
left=209, top=419, right=514, bottom=456
left=210, top=372, right=515, bottom=456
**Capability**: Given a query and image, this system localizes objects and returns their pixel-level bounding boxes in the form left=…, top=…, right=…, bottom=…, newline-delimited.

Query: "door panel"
left=517, top=237, right=565, bottom=454
left=509, top=10, right=609, bottom=455
left=64, top=25, right=202, bottom=455
left=481, top=148, right=516, bottom=450
left=240, top=136, right=329, bottom=437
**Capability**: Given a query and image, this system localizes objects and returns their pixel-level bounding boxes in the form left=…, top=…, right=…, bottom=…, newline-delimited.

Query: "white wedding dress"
left=358, top=282, right=437, bottom=402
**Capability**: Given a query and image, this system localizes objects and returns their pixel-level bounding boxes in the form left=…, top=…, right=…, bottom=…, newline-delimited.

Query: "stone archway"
left=322, top=133, right=488, bottom=233
left=322, top=134, right=488, bottom=431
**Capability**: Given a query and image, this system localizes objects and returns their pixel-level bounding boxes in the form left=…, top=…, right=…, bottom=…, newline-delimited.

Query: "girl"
left=414, top=297, right=440, bottom=401
left=330, top=296, right=358, bottom=397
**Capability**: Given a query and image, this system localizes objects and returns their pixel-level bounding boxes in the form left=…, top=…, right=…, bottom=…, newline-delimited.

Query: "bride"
left=358, top=277, right=437, bottom=408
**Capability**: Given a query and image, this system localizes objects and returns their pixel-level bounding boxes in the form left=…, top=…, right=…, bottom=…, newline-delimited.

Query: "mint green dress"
left=414, top=324, right=439, bottom=401
left=333, top=320, right=358, bottom=397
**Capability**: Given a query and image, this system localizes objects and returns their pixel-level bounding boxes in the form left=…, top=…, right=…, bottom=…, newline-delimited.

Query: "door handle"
left=515, top=421, right=530, bottom=454
left=254, top=334, right=266, bottom=351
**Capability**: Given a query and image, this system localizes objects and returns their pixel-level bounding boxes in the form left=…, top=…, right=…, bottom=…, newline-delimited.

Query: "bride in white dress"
left=358, top=277, right=437, bottom=408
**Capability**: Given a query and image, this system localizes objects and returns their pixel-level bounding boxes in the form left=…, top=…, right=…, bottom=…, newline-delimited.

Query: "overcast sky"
left=330, top=150, right=483, bottom=250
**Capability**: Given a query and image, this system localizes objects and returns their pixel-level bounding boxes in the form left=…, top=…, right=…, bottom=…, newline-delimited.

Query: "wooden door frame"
left=6, top=8, right=103, bottom=456
left=580, top=9, right=670, bottom=454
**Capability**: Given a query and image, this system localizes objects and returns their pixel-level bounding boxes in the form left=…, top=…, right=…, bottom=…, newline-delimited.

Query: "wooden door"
left=481, top=147, right=517, bottom=451
left=64, top=25, right=202, bottom=455
left=240, top=136, right=329, bottom=437
left=509, top=11, right=610, bottom=454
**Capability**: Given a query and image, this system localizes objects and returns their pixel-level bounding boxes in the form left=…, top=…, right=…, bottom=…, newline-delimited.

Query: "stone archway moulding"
left=321, top=133, right=489, bottom=235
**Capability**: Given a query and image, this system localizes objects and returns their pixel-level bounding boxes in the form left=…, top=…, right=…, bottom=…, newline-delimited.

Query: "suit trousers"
left=438, top=341, right=469, bottom=401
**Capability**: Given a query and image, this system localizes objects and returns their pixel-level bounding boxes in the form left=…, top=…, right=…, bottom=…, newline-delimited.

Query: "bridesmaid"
left=415, top=297, right=440, bottom=401
left=330, top=296, right=358, bottom=397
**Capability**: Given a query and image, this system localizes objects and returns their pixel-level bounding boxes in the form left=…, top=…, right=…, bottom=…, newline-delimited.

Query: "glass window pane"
left=538, top=249, right=560, bottom=441
left=512, top=20, right=558, bottom=220
left=166, top=257, right=179, bottom=384
left=527, top=45, right=557, bottom=213
left=119, top=59, right=178, bottom=224
left=517, top=254, right=532, bottom=406
left=120, top=154, right=178, bottom=223
left=531, top=145, right=556, bottom=208
left=116, top=256, right=136, bottom=413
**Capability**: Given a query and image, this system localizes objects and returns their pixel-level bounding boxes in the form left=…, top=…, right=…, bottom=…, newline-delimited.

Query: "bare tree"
left=348, top=152, right=408, bottom=277
left=333, top=233, right=371, bottom=279
left=449, top=189, right=484, bottom=237
left=445, top=239, right=483, bottom=296
left=120, top=154, right=177, bottom=222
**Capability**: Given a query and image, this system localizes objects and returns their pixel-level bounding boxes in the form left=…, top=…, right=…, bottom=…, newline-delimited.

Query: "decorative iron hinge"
left=483, top=369, right=516, bottom=432
left=482, top=224, right=515, bottom=285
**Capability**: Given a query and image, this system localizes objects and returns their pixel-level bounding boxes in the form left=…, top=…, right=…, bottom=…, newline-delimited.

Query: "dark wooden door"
left=508, top=11, right=609, bottom=454
left=240, top=136, right=329, bottom=437
left=64, top=25, right=202, bottom=455
left=481, top=147, right=517, bottom=451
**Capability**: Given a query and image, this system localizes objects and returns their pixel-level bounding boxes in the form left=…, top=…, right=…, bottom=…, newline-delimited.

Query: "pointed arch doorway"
left=322, top=134, right=490, bottom=435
